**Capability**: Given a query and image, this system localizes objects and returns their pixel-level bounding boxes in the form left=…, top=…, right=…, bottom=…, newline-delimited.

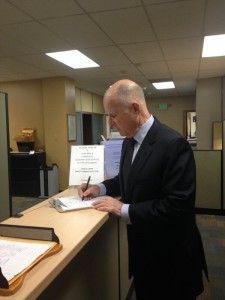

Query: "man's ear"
left=132, top=102, right=139, bottom=113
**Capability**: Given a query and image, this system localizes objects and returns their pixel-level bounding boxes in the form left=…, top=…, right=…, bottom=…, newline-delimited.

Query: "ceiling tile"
left=137, top=61, right=170, bottom=76
left=120, top=42, right=164, bottom=63
left=160, top=37, right=203, bottom=60
left=91, top=7, right=156, bottom=44
left=167, top=59, right=199, bottom=73
left=42, top=15, right=112, bottom=48
left=104, top=64, right=142, bottom=77
left=15, top=54, right=72, bottom=71
left=75, top=0, right=141, bottom=12
left=143, top=0, right=183, bottom=3
left=81, top=46, right=131, bottom=66
left=0, top=33, right=38, bottom=56
left=204, top=0, right=225, bottom=35
left=58, top=66, right=116, bottom=80
left=8, top=0, right=83, bottom=19
left=200, top=57, right=225, bottom=69
left=0, top=57, right=45, bottom=73
left=172, top=71, right=198, bottom=80
left=175, top=80, right=196, bottom=95
left=1, top=22, right=71, bottom=52
left=199, top=69, right=225, bottom=78
left=0, top=0, right=31, bottom=24
left=146, top=0, right=205, bottom=39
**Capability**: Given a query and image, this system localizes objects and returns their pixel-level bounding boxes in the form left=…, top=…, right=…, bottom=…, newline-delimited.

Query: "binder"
left=0, top=224, right=62, bottom=296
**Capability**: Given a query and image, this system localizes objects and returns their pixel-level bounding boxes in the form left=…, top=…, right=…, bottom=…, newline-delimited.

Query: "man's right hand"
left=77, top=184, right=100, bottom=200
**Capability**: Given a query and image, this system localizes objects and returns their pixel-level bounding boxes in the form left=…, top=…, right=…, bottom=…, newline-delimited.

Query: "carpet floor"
left=12, top=196, right=46, bottom=216
left=196, top=214, right=225, bottom=300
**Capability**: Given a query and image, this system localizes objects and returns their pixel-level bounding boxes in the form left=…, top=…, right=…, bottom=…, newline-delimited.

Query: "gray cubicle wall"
left=0, top=92, right=11, bottom=221
left=223, top=120, right=225, bottom=210
left=194, top=150, right=221, bottom=209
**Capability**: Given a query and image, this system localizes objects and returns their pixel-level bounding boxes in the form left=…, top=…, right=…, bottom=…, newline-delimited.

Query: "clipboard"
left=49, top=196, right=95, bottom=213
left=49, top=196, right=106, bottom=213
left=0, top=224, right=62, bottom=296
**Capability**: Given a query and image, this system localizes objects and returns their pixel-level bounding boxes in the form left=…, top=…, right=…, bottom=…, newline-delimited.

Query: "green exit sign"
left=159, top=103, right=168, bottom=110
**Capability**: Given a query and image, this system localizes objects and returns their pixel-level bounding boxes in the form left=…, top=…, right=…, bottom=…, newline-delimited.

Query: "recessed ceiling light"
left=45, top=50, right=99, bottom=69
left=202, top=34, right=225, bottom=57
left=152, top=81, right=175, bottom=89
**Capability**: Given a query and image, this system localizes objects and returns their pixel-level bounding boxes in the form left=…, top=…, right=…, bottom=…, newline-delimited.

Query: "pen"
left=82, top=176, right=91, bottom=200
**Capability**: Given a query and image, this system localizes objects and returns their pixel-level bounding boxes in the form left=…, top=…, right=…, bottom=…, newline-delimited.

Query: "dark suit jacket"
left=103, top=117, right=208, bottom=297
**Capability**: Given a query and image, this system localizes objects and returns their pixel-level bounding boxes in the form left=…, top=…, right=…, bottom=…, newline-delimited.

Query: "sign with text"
left=69, top=145, right=104, bottom=186
left=101, top=139, right=123, bottom=179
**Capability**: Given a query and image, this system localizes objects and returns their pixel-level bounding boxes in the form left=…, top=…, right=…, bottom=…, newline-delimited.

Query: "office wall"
left=42, top=77, right=76, bottom=190
left=0, top=80, right=45, bottom=151
left=75, top=88, right=104, bottom=114
left=147, top=95, right=195, bottom=135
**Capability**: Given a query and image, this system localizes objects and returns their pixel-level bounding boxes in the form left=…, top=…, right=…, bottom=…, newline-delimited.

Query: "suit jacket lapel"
left=122, top=117, right=161, bottom=201
left=126, top=139, right=153, bottom=200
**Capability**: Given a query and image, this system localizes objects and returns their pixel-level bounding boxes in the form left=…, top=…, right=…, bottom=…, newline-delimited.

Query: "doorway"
left=183, top=110, right=197, bottom=149
left=82, top=114, right=92, bottom=145
left=82, top=113, right=103, bottom=145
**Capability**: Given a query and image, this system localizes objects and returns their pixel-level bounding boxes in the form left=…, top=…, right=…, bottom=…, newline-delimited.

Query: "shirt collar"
left=133, top=115, right=154, bottom=144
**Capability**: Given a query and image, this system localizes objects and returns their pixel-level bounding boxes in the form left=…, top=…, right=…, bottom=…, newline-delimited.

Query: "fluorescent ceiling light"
left=45, top=50, right=99, bottom=69
left=152, top=81, right=175, bottom=89
left=202, top=34, right=225, bottom=57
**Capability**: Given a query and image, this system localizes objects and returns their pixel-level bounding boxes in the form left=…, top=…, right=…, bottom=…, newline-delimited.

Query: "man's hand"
left=77, top=184, right=100, bottom=200
left=92, top=196, right=123, bottom=217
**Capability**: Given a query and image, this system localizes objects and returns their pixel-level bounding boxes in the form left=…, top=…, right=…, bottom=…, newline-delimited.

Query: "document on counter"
left=69, top=145, right=104, bottom=186
left=49, top=195, right=104, bottom=213
left=0, top=237, right=55, bottom=282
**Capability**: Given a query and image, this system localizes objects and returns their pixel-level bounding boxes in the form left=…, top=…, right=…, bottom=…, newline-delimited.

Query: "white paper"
left=50, top=195, right=104, bottom=212
left=69, top=145, right=104, bottom=186
left=0, top=239, right=52, bottom=281
left=101, top=139, right=123, bottom=179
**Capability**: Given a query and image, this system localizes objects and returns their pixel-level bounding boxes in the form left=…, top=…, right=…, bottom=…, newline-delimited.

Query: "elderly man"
left=78, top=79, right=208, bottom=300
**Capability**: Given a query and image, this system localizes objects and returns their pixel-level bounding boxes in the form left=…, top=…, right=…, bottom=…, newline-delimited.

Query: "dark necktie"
left=123, top=137, right=136, bottom=191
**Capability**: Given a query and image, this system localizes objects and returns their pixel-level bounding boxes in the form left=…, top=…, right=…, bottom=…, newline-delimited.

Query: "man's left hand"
left=92, top=197, right=123, bottom=217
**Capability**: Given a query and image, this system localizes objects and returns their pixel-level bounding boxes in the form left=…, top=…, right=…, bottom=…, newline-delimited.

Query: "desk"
left=0, top=188, right=131, bottom=300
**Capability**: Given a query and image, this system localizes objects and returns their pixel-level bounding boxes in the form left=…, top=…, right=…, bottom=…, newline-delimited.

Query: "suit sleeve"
left=102, top=174, right=121, bottom=196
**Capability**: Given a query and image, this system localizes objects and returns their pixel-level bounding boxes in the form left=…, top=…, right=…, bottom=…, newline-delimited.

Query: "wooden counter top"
left=0, top=188, right=109, bottom=300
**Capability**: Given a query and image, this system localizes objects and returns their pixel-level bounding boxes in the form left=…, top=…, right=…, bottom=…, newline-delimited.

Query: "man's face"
left=104, top=98, right=138, bottom=138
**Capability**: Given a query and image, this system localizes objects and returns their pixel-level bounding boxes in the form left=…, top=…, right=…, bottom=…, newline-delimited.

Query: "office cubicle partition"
left=0, top=92, right=11, bottom=221
left=194, top=150, right=222, bottom=210
left=223, top=120, right=225, bottom=210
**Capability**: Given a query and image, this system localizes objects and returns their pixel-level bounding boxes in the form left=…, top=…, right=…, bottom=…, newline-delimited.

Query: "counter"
left=0, top=188, right=131, bottom=300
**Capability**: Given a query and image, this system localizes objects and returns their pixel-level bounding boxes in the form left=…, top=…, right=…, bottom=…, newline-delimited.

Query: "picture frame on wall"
left=67, top=114, right=76, bottom=141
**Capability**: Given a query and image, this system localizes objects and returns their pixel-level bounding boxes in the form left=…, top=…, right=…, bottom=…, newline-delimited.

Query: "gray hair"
left=116, top=82, right=146, bottom=106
